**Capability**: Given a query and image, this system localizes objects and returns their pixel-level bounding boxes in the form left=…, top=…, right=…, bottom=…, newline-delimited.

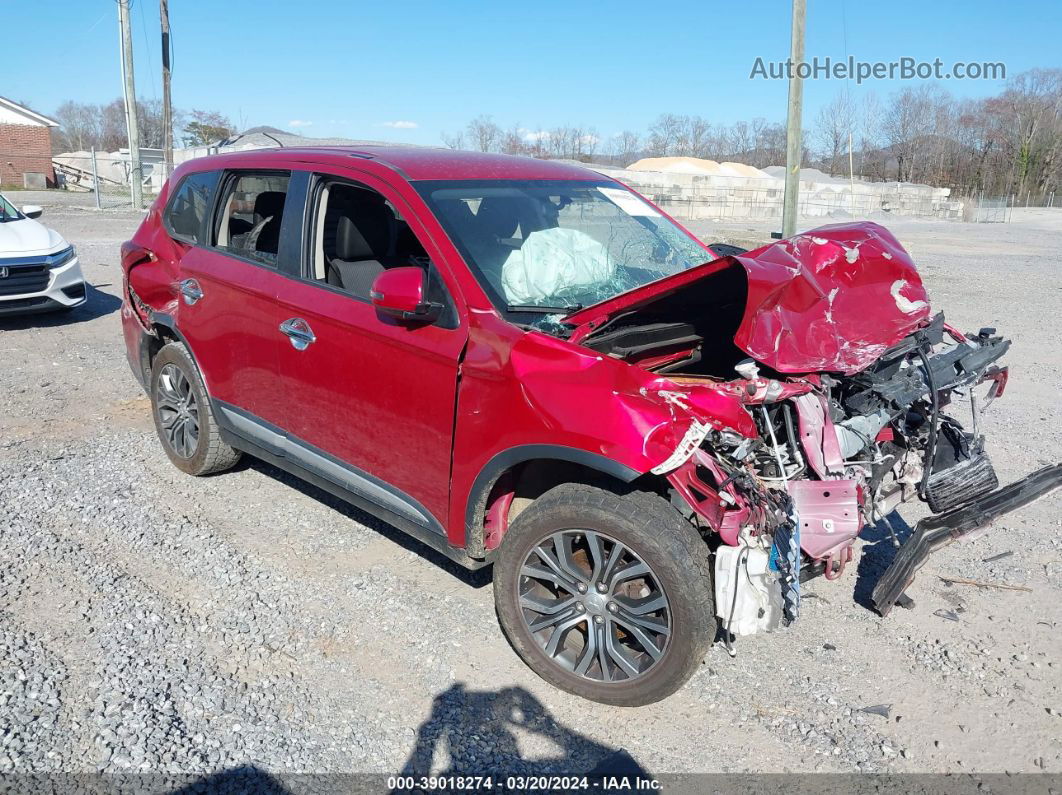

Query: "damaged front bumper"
left=871, top=462, right=1062, bottom=616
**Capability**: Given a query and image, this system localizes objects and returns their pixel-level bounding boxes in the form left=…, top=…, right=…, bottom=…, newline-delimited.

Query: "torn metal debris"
left=553, top=223, right=1059, bottom=637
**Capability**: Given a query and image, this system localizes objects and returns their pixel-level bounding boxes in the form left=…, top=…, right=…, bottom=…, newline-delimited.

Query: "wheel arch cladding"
left=145, top=316, right=214, bottom=392
left=464, top=445, right=640, bottom=557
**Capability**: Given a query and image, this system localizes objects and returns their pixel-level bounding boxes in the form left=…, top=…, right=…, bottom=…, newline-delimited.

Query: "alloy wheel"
left=155, top=363, right=200, bottom=459
left=517, top=529, right=672, bottom=683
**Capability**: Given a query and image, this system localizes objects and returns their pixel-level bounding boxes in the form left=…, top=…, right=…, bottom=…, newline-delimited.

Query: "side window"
left=309, top=181, right=428, bottom=299
left=164, top=170, right=220, bottom=244
left=308, top=178, right=457, bottom=327
left=213, top=172, right=290, bottom=267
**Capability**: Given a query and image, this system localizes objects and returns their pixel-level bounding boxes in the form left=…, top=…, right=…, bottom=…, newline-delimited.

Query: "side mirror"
left=22, top=205, right=43, bottom=219
left=370, top=267, right=441, bottom=323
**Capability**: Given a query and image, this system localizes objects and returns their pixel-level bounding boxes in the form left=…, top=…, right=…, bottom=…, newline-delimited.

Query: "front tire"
left=149, top=342, right=241, bottom=476
left=493, top=483, right=715, bottom=706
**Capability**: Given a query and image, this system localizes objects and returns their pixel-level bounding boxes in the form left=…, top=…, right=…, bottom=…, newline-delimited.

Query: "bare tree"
left=578, top=127, right=597, bottom=161
left=137, top=98, right=183, bottom=149
left=53, top=102, right=101, bottom=152
left=500, top=123, right=526, bottom=155
left=676, top=116, right=712, bottom=158
left=882, top=86, right=938, bottom=182
left=466, top=115, right=503, bottom=153
left=646, top=114, right=684, bottom=157
left=53, top=97, right=204, bottom=153
left=538, top=126, right=598, bottom=160
left=609, top=130, right=643, bottom=165
left=814, top=92, right=854, bottom=176
left=986, top=68, right=1062, bottom=196
left=100, top=100, right=131, bottom=151
left=433, top=68, right=1062, bottom=199
left=441, top=130, right=465, bottom=150
left=726, top=121, right=753, bottom=159
left=855, top=93, right=886, bottom=180
left=951, top=98, right=996, bottom=193
left=747, top=120, right=788, bottom=168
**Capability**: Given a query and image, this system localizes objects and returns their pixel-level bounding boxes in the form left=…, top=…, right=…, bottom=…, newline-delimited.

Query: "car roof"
left=183, top=145, right=608, bottom=182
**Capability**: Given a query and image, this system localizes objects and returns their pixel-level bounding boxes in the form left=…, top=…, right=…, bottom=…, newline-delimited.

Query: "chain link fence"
left=966, top=191, right=1057, bottom=222
left=49, top=152, right=165, bottom=209
left=969, top=196, right=1011, bottom=223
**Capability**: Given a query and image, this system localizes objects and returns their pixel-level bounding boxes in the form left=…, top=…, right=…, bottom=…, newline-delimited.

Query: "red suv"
left=121, top=146, right=1058, bottom=705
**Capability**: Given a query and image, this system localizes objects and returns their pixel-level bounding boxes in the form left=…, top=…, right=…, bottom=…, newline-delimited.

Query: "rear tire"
left=149, top=342, right=241, bottom=476
left=493, top=483, right=715, bottom=706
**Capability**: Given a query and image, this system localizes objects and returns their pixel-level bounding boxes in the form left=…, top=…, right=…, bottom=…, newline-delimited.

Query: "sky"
left=6, top=0, right=1060, bottom=147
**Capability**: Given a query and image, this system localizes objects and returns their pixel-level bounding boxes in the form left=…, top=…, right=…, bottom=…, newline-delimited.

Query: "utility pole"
left=91, top=147, right=102, bottom=210
left=160, top=0, right=173, bottom=179
left=117, top=0, right=143, bottom=209
left=781, top=0, right=806, bottom=238
left=848, top=131, right=856, bottom=214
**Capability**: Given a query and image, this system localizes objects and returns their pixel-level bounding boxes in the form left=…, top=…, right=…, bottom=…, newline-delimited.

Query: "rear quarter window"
left=212, top=172, right=291, bottom=268
left=164, top=170, right=221, bottom=244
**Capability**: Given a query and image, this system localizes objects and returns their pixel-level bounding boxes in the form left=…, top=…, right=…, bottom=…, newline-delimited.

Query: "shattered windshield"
left=416, top=180, right=710, bottom=320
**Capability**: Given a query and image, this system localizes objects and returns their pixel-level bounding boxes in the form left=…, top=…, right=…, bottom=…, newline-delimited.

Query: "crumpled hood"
left=731, top=222, right=930, bottom=374
left=566, top=221, right=931, bottom=376
left=0, top=217, right=66, bottom=256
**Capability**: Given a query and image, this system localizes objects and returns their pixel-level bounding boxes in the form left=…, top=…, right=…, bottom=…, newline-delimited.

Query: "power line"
left=137, top=0, right=159, bottom=101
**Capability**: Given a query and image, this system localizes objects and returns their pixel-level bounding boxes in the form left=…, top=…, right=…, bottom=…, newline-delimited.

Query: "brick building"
left=0, top=96, right=58, bottom=188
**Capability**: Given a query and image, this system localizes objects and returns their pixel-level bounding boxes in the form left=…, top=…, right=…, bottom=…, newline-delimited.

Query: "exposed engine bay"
left=550, top=223, right=1058, bottom=642
left=590, top=311, right=1009, bottom=639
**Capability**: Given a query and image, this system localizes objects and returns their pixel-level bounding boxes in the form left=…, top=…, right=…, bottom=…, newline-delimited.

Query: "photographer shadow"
left=397, top=683, right=648, bottom=782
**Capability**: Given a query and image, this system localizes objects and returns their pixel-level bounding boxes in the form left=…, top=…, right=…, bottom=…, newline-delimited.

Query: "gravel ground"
left=1, top=194, right=1060, bottom=781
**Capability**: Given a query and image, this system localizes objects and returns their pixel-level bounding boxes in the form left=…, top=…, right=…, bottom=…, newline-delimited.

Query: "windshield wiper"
left=506, top=303, right=583, bottom=314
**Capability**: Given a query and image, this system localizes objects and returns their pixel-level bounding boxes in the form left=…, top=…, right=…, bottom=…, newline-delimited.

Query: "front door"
left=274, top=172, right=467, bottom=534
left=176, top=170, right=293, bottom=432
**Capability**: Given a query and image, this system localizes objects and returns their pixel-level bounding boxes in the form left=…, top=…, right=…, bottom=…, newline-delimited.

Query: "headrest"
left=336, top=216, right=374, bottom=261
left=254, top=191, right=286, bottom=221
left=476, top=197, right=521, bottom=239
left=438, top=198, right=476, bottom=228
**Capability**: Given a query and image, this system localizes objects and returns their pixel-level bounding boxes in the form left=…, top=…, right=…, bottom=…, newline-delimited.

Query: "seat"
left=439, top=196, right=525, bottom=298
left=250, top=191, right=285, bottom=255
left=327, top=202, right=394, bottom=297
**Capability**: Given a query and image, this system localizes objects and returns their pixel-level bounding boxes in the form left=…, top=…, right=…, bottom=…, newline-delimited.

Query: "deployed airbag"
left=501, top=227, right=615, bottom=304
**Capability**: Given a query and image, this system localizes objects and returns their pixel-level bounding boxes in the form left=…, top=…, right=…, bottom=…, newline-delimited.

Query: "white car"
left=0, top=193, right=86, bottom=316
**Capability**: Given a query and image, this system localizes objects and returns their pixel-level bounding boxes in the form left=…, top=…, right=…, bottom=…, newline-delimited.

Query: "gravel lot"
left=1, top=193, right=1060, bottom=782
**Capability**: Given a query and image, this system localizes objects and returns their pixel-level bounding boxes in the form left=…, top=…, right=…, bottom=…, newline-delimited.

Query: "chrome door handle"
left=279, top=317, right=316, bottom=350
left=179, top=278, right=204, bottom=306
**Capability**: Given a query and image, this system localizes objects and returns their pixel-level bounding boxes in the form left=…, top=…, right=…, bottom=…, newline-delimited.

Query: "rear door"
left=273, top=170, right=467, bottom=535
left=174, top=170, right=295, bottom=431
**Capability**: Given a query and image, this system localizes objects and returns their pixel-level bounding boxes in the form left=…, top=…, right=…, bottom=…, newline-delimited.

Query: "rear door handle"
left=178, top=278, right=204, bottom=306
left=279, top=317, right=316, bottom=350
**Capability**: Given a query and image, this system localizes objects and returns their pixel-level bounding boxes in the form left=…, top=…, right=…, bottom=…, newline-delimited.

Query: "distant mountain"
left=239, top=125, right=295, bottom=137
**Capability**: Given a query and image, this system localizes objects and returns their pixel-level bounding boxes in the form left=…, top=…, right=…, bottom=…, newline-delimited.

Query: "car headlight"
left=45, top=246, right=76, bottom=269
